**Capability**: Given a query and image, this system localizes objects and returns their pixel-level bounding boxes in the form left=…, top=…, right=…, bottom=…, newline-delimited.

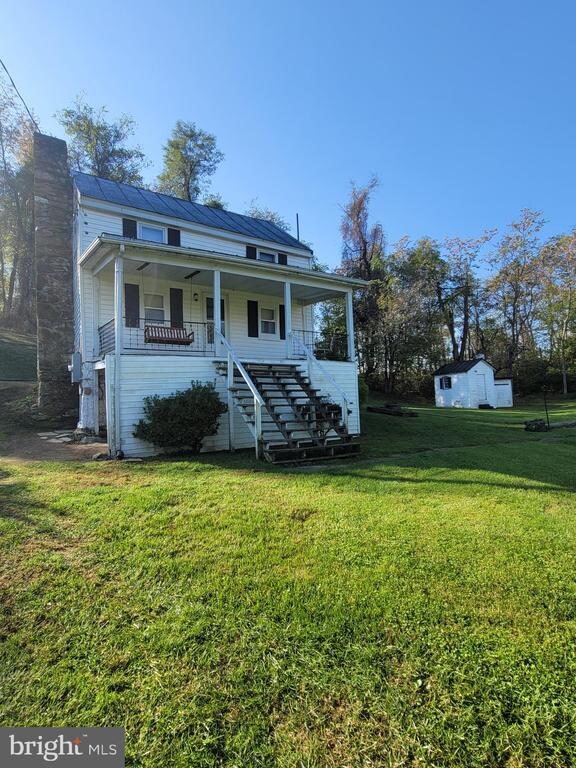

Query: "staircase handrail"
left=216, top=329, right=264, bottom=457
left=289, top=332, right=350, bottom=430
left=215, top=330, right=264, bottom=406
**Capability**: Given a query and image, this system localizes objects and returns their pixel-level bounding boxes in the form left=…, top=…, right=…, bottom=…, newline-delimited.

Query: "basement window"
left=439, top=376, right=452, bottom=390
left=260, top=307, right=276, bottom=335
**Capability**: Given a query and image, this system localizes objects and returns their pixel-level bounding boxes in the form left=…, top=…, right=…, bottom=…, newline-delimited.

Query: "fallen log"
left=367, top=405, right=418, bottom=417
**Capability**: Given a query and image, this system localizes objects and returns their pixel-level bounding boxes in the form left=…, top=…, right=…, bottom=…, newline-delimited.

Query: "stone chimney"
left=475, top=352, right=486, bottom=360
left=33, top=133, right=77, bottom=419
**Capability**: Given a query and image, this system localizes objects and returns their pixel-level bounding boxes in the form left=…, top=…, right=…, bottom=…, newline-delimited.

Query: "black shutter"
left=279, top=304, right=286, bottom=340
left=124, top=283, right=140, bottom=328
left=122, top=218, right=137, bottom=239
left=170, top=288, right=184, bottom=328
left=246, top=245, right=257, bottom=260
left=247, top=300, right=259, bottom=337
left=167, top=228, right=181, bottom=247
left=278, top=252, right=288, bottom=265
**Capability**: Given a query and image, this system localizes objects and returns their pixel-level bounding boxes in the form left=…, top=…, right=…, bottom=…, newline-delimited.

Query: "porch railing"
left=291, top=330, right=349, bottom=362
left=97, top=318, right=216, bottom=355
left=289, top=332, right=350, bottom=431
left=98, top=319, right=115, bottom=356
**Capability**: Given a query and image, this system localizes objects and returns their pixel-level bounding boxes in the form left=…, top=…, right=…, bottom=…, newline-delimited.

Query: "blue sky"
left=2, top=0, right=574, bottom=267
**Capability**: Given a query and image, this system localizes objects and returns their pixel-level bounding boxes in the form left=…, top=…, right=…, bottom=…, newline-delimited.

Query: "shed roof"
left=73, top=172, right=312, bottom=253
left=433, top=358, right=494, bottom=376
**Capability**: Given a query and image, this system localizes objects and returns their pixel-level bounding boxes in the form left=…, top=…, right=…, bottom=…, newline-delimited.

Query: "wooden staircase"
left=214, top=361, right=360, bottom=464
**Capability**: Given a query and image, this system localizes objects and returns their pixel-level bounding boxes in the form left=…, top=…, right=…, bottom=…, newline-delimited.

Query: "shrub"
left=133, top=381, right=227, bottom=453
left=357, top=375, right=369, bottom=406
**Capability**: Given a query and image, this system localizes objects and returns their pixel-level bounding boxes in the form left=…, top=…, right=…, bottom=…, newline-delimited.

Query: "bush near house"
left=133, top=381, right=227, bottom=452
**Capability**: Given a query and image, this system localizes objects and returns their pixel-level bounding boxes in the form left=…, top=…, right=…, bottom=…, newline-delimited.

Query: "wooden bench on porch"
left=144, top=324, right=194, bottom=345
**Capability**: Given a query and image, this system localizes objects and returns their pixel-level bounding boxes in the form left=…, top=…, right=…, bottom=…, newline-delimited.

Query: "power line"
left=0, top=57, right=39, bottom=132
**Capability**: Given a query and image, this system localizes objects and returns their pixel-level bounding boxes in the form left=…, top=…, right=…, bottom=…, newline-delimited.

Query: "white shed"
left=433, top=356, right=513, bottom=409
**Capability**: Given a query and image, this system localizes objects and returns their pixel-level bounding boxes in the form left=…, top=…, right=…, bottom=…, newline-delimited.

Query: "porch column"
left=213, top=269, right=222, bottom=353
left=345, top=290, right=355, bottom=362
left=113, top=248, right=124, bottom=456
left=114, top=250, right=124, bottom=354
left=283, top=281, right=292, bottom=358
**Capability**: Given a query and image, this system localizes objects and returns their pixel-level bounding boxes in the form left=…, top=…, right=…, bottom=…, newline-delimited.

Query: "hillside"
left=0, top=329, right=37, bottom=381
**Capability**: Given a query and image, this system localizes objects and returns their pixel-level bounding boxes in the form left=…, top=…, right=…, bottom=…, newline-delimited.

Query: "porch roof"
left=80, top=234, right=368, bottom=303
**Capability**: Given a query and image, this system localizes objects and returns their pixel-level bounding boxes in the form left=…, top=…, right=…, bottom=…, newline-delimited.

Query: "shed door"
left=477, top=373, right=487, bottom=401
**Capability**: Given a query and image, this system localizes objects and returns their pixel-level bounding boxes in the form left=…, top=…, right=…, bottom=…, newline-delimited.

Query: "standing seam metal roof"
left=73, top=172, right=312, bottom=252
left=433, top=359, right=495, bottom=376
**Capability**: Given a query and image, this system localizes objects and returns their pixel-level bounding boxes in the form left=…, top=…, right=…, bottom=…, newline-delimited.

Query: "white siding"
left=118, top=356, right=254, bottom=457
left=307, top=360, right=361, bottom=435
left=434, top=361, right=509, bottom=409
left=79, top=203, right=312, bottom=269
left=79, top=206, right=123, bottom=252
left=495, top=380, right=513, bottom=407
left=95, top=275, right=313, bottom=359
left=434, top=373, right=470, bottom=408
left=112, top=356, right=361, bottom=457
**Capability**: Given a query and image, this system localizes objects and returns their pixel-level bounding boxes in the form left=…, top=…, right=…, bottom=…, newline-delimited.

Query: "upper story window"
left=144, top=293, right=165, bottom=322
left=258, top=250, right=276, bottom=263
left=139, top=223, right=165, bottom=243
left=439, top=376, right=452, bottom=390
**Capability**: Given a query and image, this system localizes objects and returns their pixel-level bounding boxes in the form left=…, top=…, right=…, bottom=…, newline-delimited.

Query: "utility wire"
left=0, top=57, right=39, bottom=132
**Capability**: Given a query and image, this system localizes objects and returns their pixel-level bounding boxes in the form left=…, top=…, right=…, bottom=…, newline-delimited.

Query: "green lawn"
left=0, top=329, right=37, bottom=380
left=1, top=402, right=576, bottom=766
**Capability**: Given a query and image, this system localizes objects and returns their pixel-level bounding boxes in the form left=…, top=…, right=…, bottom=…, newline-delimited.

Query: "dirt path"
left=0, top=382, right=107, bottom=462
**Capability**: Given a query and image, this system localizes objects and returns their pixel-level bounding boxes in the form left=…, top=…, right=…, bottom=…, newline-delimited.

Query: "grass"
left=1, top=400, right=576, bottom=766
left=0, top=329, right=37, bottom=381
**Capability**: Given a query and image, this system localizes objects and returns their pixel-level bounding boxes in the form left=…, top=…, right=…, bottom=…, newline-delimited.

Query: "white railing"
left=289, top=332, right=350, bottom=431
left=215, top=329, right=265, bottom=458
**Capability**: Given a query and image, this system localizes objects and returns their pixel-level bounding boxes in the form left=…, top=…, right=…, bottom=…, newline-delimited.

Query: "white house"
left=433, top=356, right=513, bottom=409
left=70, top=172, right=367, bottom=462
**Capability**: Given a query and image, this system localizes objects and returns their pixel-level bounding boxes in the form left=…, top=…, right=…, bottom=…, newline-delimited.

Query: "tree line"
left=1, top=77, right=573, bottom=397
left=324, top=178, right=575, bottom=396
left=0, top=85, right=284, bottom=331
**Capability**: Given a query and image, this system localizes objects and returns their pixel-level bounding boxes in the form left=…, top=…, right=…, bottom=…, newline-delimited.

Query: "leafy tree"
left=56, top=97, right=147, bottom=184
left=202, top=192, right=227, bottom=209
left=157, top=120, right=223, bottom=202
left=487, top=209, right=544, bottom=375
left=245, top=200, right=292, bottom=232
left=539, top=230, right=576, bottom=394
left=0, top=75, right=35, bottom=330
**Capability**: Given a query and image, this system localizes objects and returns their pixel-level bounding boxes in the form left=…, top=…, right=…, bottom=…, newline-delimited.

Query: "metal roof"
left=73, top=172, right=312, bottom=253
left=433, top=358, right=494, bottom=376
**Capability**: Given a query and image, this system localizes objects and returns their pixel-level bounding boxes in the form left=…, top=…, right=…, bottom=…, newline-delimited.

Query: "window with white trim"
left=258, top=250, right=276, bottom=263
left=144, top=293, right=165, bottom=322
left=439, top=376, right=452, bottom=390
left=139, top=223, right=165, bottom=243
left=260, top=307, right=276, bottom=334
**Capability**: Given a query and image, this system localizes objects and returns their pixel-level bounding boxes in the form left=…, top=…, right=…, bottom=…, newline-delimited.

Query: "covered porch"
left=84, top=235, right=357, bottom=364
